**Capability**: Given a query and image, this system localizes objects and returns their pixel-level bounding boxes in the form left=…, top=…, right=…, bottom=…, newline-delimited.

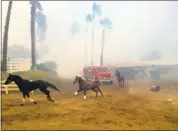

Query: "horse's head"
left=5, top=74, right=20, bottom=85
left=73, top=76, right=80, bottom=84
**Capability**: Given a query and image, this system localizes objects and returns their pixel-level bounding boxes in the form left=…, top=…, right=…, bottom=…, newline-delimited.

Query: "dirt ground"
left=1, top=80, right=178, bottom=130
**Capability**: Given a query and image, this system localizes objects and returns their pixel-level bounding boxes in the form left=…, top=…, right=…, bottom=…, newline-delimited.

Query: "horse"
left=4, top=74, right=60, bottom=106
left=73, top=76, right=104, bottom=99
left=115, top=71, right=124, bottom=87
left=117, top=75, right=124, bottom=87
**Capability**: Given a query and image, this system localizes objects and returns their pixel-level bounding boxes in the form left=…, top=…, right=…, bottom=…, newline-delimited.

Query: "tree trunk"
left=100, top=28, right=105, bottom=66
left=2, top=1, right=12, bottom=72
left=91, top=12, right=95, bottom=66
left=85, top=26, right=88, bottom=66
left=31, top=3, right=36, bottom=70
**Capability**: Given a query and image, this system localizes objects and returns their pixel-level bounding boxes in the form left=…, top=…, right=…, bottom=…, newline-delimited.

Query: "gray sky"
left=2, top=1, right=178, bottom=77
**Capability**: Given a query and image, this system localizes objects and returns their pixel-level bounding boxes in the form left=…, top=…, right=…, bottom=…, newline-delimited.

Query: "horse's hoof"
left=20, top=104, right=24, bottom=106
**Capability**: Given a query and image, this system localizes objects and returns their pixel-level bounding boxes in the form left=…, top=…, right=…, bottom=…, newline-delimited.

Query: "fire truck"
left=83, top=65, right=113, bottom=84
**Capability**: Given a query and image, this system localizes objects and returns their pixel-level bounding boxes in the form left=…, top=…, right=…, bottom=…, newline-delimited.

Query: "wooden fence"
left=1, top=81, right=19, bottom=94
left=6, top=59, right=31, bottom=73
left=1, top=81, right=33, bottom=95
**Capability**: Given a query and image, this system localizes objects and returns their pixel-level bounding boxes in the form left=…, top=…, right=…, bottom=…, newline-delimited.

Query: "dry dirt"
left=1, top=81, right=178, bottom=130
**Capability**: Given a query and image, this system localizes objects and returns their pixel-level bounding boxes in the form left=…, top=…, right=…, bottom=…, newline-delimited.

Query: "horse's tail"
left=96, top=86, right=104, bottom=98
left=45, top=82, right=60, bottom=92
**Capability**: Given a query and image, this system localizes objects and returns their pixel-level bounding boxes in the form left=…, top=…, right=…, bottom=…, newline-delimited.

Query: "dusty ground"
left=1, top=81, right=178, bottom=130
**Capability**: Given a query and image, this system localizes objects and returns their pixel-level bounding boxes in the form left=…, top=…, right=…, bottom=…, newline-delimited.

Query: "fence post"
left=5, top=86, right=8, bottom=95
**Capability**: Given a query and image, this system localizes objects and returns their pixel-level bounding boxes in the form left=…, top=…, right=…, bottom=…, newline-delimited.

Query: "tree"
left=85, top=14, right=93, bottom=66
left=70, top=21, right=80, bottom=35
left=100, top=17, right=112, bottom=66
left=91, top=2, right=102, bottom=66
left=36, top=61, right=57, bottom=76
left=2, top=0, right=13, bottom=72
left=29, top=1, right=43, bottom=70
left=69, top=21, right=80, bottom=50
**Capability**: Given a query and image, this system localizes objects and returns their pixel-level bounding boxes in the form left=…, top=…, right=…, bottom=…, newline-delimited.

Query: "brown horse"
left=117, top=75, right=124, bottom=87
left=73, top=76, right=104, bottom=99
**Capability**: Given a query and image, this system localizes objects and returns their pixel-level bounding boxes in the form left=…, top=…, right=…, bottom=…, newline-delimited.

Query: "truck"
left=83, top=65, right=113, bottom=85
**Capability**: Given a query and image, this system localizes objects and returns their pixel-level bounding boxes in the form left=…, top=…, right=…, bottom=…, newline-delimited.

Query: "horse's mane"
left=12, top=74, right=22, bottom=79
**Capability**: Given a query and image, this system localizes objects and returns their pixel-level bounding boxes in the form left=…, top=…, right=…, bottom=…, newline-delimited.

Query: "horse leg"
left=74, top=89, right=83, bottom=96
left=83, top=89, right=87, bottom=100
left=96, top=86, right=104, bottom=98
left=91, top=89, right=98, bottom=98
left=20, top=93, right=26, bottom=106
left=26, top=92, right=37, bottom=104
left=40, top=89, right=54, bottom=103
left=123, top=79, right=125, bottom=87
left=117, top=80, right=120, bottom=86
left=119, top=81, right=121, bottom=87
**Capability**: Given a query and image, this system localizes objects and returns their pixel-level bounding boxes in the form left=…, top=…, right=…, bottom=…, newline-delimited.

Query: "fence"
left=6, top=59, right=31, bottom=73
left=1, top=81, right=19, bottom=94
left=1, top=81, right=33, bottom=95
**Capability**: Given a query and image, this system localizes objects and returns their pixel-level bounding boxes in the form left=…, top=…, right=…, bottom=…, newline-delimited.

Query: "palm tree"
left=29, top=1, right=42, bottom=70
left=70, top=21, right=80, bottom=36
left=85, top=14, right=93, bottom=66
left=100, top=17, right=112, bottom=66
left=91, top=2, right=102, bottom=66
left=2, top=0, right=13, bottom=72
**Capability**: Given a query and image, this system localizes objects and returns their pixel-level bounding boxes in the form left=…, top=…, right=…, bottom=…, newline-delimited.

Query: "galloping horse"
left=5, top=74, right=60, bottom=106
left=115, top=70, right=124, bottom=87
left=73, top=75, right=104, bottom=99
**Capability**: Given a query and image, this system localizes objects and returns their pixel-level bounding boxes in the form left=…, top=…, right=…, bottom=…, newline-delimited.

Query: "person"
left=78, top=73, right=82, bottom=78
left=115, top=70, right=120, bottom=78
left=115, top=70, right=121, bottom=85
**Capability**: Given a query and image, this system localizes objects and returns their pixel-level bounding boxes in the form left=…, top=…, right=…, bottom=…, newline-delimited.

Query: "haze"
left=2, top=1, right=178, bottom=78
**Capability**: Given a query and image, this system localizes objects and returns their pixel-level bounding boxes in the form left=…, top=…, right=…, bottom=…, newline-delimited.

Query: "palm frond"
left=85, top=14, right=93, bottom=23
left=29, top=1, right=42, bottom=11
left=36, top=11, right=47, bottom=29
left=36, top=11, right=47, bottom=42
left=92, top=3, right=102, bottom=16
left=100, top=17, right=112, bottom=29
left=70, top=21, right=80, bottom=35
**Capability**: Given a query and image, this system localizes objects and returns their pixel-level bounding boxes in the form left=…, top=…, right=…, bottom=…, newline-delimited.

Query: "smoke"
left=140, top=50, right=162, bottom=61
left=2, top=1, right=178, bottom=79
left=36, top=10, right=47, bottom=42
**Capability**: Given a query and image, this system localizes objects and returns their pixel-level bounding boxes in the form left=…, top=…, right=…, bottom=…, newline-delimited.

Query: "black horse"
left=73, top=76, right=104, bottom=99
left=4, top=74, right=60, bottom=106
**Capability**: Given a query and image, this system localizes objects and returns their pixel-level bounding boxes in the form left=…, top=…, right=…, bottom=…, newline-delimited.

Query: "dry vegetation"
left=1, top=72, right=178, bottom=130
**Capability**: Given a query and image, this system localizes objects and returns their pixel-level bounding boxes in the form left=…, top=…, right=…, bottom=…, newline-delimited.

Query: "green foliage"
left=36, top=61, right=57, bottom=76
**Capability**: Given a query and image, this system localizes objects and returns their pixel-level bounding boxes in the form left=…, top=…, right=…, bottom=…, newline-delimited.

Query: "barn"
left=108, top=60, right=178, bottom=80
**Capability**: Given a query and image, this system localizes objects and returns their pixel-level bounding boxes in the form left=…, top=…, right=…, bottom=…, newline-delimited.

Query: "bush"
left=36, top=61, right=57, bottom=76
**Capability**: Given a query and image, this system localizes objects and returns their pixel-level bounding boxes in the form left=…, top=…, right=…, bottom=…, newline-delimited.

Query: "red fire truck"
left=83, top=65, right=113, bottom=84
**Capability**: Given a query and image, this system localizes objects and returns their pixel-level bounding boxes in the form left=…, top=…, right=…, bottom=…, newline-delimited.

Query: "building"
left=108, top=60, right=178, bottom=80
